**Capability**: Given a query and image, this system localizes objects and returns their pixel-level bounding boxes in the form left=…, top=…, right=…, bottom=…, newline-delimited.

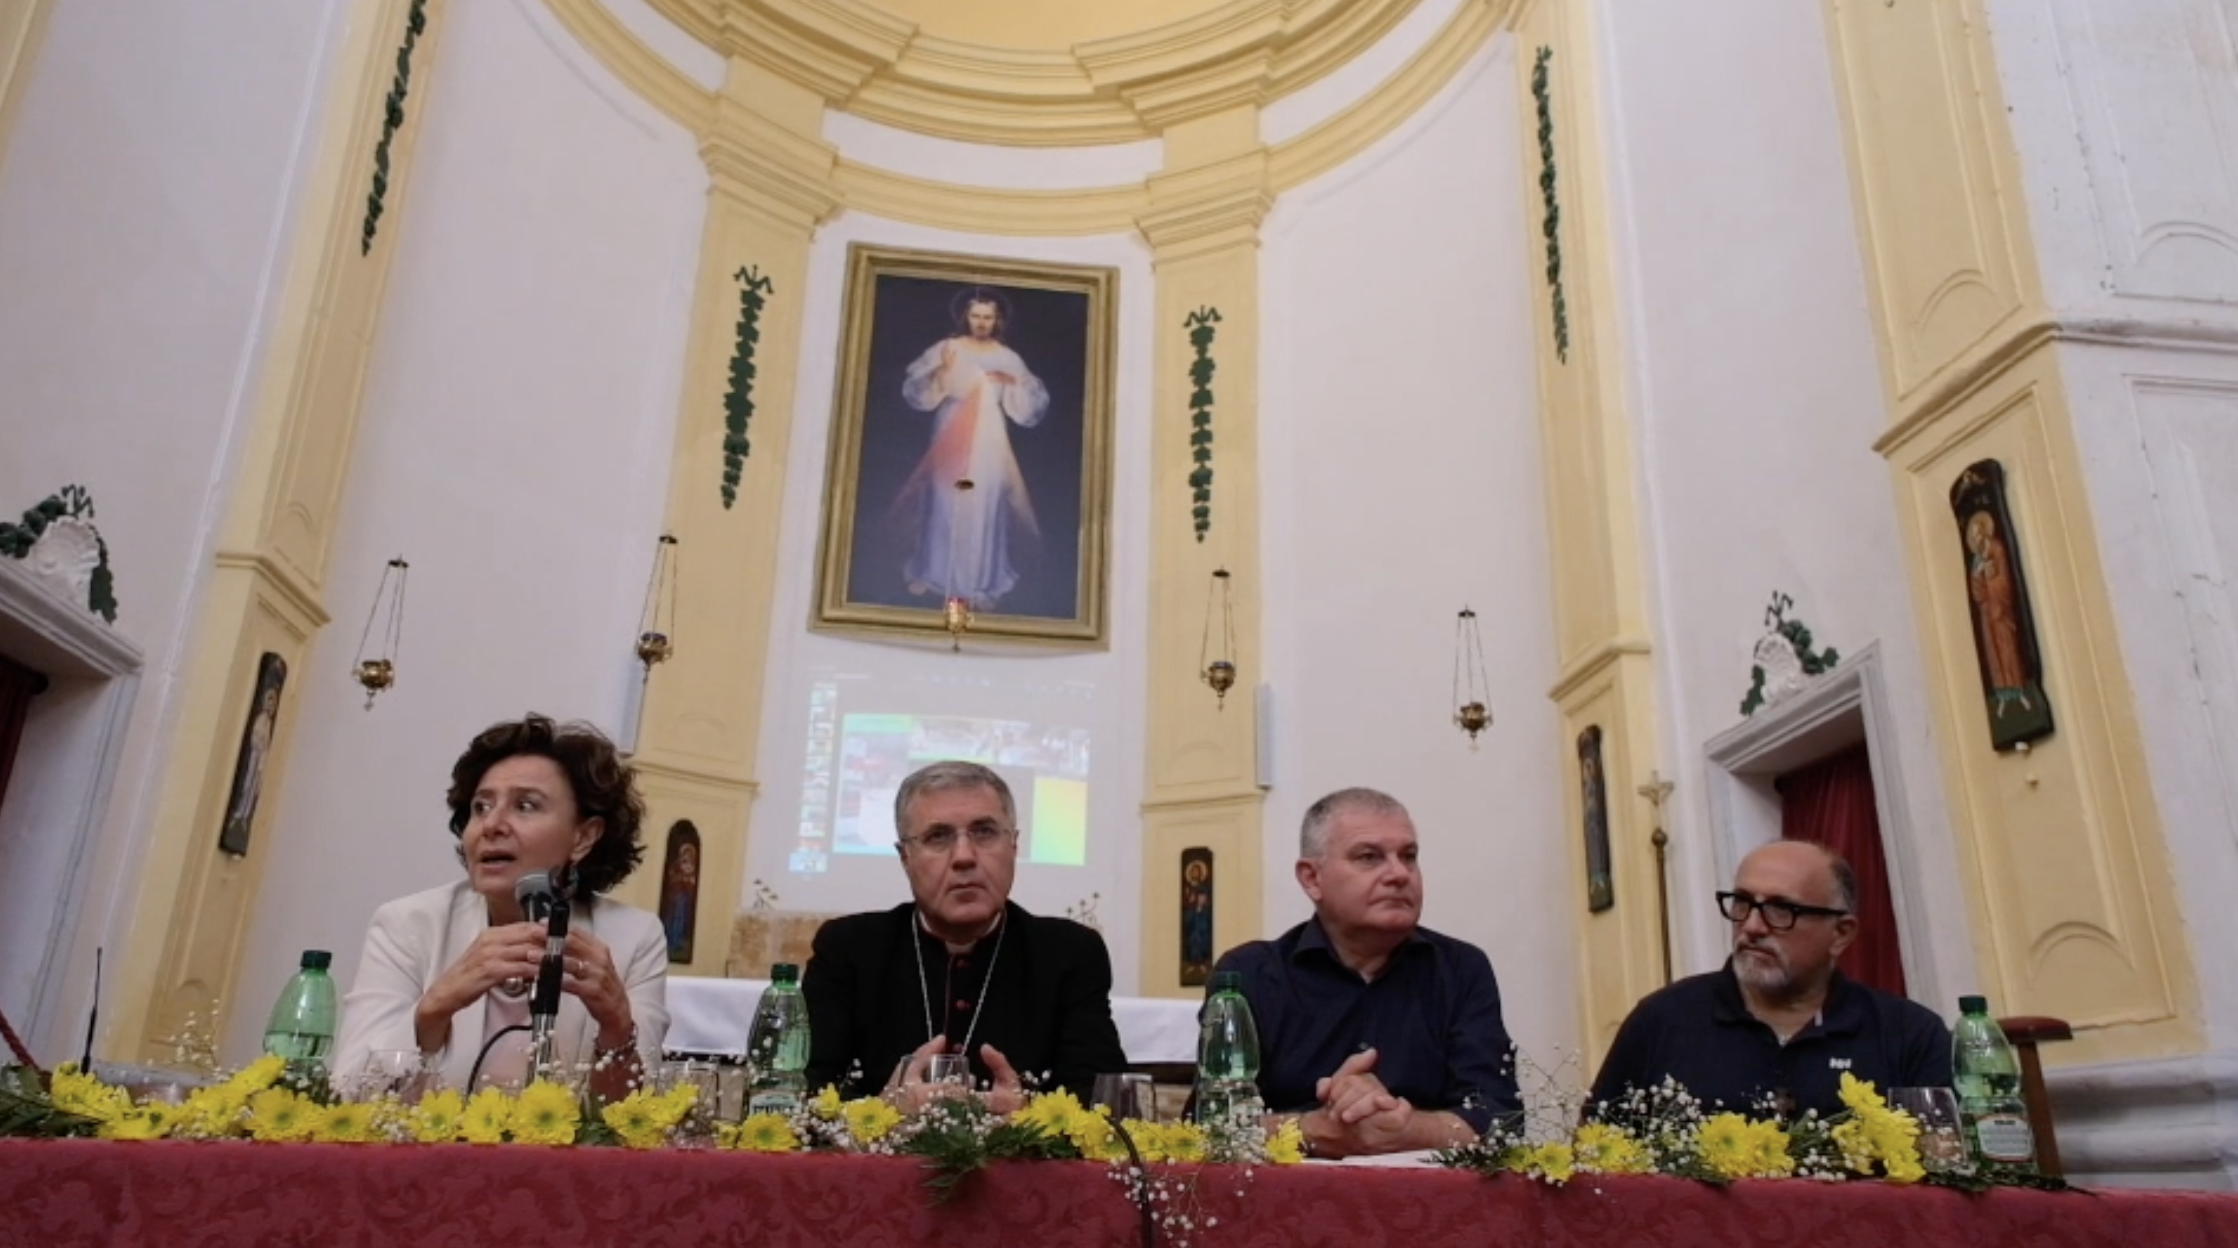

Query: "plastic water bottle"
left=746, top=963, right=811, bottom=1116
left=1952, top=994, right=2037, bottom=1169
left=262, top=950, right=337, bottom=1088
left=1195, top=971, right=1264, bottom=1131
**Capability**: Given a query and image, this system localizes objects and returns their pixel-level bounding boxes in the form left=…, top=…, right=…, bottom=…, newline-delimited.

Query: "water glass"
left=1091, top=1072, right=1159, bottom=1124
left=1889, top=1086, right=1968, bottom=1171
left=924, top=1053, right=973, bottom=1100
left=344, top=1049, right=437, bottom=1104
left=657, top=1060, right=722, bottom=1146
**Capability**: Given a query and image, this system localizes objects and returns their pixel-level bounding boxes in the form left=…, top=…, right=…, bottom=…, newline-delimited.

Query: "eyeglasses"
left=899, top=821, right=1015, bottom=855
left=1716, top=890, right=1849, bottom=931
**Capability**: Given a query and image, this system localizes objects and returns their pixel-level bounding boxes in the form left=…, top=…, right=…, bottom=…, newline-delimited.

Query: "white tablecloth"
left=665, top=977, right=1201, bottom=1064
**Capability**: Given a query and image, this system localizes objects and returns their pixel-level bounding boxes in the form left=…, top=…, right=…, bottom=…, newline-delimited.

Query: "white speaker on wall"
left=1254, top=683, right=1273, bottom=790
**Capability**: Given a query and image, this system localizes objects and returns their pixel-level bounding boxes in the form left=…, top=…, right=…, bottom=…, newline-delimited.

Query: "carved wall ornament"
left=1185, top=306, right=1220, bottom=541
left=1531, top=46, right=1570, bottom=363
left=0, top=484, right=118, bottom=623
left=721, top=266, right=773, bottom=509
left=361, top=0, right=431, bottom=255
left=1739, top=591, right=1840, bottom=716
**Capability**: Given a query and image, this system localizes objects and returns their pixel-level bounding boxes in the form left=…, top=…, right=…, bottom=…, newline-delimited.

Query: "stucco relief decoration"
left=361, top=0, right=430, bottom=256
left=1531, top=46, right=1570, bottom=363
left=0, top=484, right=119, bottom=623
left=1739, top=591, right=1839, bottom=716
left=721, top=266, right=773, bottom=510
left=1185, top=307, right=1220, bottom=542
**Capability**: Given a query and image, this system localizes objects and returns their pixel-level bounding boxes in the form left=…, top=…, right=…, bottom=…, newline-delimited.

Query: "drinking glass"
left=924, top=1053, right=973, bottom=1101
left=345, top=1049, right=437, bottom=1104
left=1090, top=1072, right=1159, bottom=1124
left=657, top=1060, right=722, bottom=1146
left=1889, top=1086, right=1967, bottom=1171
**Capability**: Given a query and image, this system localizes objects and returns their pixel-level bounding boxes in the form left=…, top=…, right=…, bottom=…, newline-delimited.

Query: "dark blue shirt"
left=1587, top=961, right=1953, bottom=1118
left=1213, top=919, right=1521, bottom=1132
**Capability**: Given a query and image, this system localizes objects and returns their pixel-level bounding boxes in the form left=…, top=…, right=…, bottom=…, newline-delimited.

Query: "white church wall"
left=746, top=213, right=1153, bottom=994
left=226, top=0, right=707, bottom=1059
left=1590, top=0, right=1975, bottom=1005
left=0, top=0, right=351, bottom=1056
left=1259, top=34, right=1576, bottom=1071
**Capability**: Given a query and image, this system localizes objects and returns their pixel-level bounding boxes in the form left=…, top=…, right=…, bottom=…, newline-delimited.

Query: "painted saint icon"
left=1949, top=460, right=2055, bottom=751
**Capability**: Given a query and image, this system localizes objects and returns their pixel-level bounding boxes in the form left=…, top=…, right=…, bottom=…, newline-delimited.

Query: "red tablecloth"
left=5, top=1139, right=2236, bottom=1248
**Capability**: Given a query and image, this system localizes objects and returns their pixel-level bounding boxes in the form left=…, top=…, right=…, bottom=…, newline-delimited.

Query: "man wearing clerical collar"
left=1587, top=840, right=1951, bottom=1118
left=1214, top=787, right=1522, bottom=1157
left=802, top=760, right=1126, bottom=1110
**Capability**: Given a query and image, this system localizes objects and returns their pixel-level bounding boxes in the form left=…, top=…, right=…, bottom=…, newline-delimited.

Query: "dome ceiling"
left=866, top=0, right=1241, bottom=52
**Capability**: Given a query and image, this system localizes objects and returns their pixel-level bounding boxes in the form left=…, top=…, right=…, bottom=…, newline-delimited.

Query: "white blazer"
left=333, top=880, right=669, bottom=1092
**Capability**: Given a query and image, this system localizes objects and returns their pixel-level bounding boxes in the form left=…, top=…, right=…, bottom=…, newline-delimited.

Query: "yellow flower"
left=1836, top=1071, right=1885, bottom=1118
left=1882, top=1148, right=1926, bottom=1185
left=409, top=1089, right=465, bottom=1143
left=460, top=1087, right=513, bottom=1144
left=1530, top=1142, right=1577, bottom=1183
left=172, top=1086, right=248, bottom=1139
left=247, top=1087, right=316, bottom=1143
left=647, top=1084, right=699, bottom=1131
left=1010, top=1088, right=1086, bottom=1138
left=1697, top=1112, right=1758, bottom=1180
left=731, top=1112, right=800, bottom=1153
left=1573, top=1122, right=1653, bottom=1175
left=1830, top=1120, right=1877, bottom=1175
left=98, top=1105, right=175, bottom=1141
left=1131, top=1120, right=1206, bottom=1164
left=508, top=1080, right=580, bottom=1146
left=843, top=1096, right=902, bottom=1144
left=601, top=1093, right=668, bottom=1150
left=1264, top=1117, right=1306, bottom=1165
left=227, top=1055, right=287, bottom=1096
left=318, top=1101, right=381, bottom=1144
left=1064, top=1107, right=1115, bottom=1159
left=810, top=1084, right=843, bottom=1119
left=49, top=1066, right=130, bottom=1123
left=1744, top=1120, right=1795, bottom=1178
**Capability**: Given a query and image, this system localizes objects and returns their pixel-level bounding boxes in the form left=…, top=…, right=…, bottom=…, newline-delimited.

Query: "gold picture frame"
left=814, top=245, right=1116, bottom=646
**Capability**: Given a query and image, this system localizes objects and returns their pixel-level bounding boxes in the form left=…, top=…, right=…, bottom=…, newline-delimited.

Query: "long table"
left=6, top=1139, right=2237, bottom=1248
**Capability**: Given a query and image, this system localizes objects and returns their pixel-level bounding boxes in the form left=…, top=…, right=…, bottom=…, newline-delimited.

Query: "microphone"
left=513, top=870, right=573, bottom=1078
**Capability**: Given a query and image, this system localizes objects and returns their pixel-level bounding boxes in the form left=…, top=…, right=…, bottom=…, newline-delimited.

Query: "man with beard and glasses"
left=1587, top=840, right=1950, bottom=1118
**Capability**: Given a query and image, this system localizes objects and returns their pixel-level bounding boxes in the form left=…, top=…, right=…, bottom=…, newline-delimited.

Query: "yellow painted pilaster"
left=116, top=0, right=447, bottom=1060
left=1134, top=109, right=1271, bottom=997
left=1510, top=0, right=1665, bottom=1061
left=1824, top=0, right=2200, bottom=1063
left=600, top=62, right=841, bottom=977
left=0, top=0, right=52, bottom=177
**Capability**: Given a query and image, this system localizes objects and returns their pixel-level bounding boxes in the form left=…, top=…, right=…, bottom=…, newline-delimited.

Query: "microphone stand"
left=528, top=895, right=572, bottom=1079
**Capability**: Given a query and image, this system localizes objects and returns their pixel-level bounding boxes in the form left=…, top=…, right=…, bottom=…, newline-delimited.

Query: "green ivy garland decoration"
left=1184, top=306, right=1221, bottom=542
left=1740, top=591, right=1840, bottom=715
left=361, top=0, right=431, bottom=256
left=1532, top=46, right=1570, bottom=363
left=0, top=484, right=118, bottom=624
left=720, top=266, right=774, bottom=510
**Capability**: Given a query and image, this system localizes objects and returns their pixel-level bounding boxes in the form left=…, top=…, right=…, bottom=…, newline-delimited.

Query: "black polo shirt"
left=1587, top=961, right=1952, bottom=1118
left=1213, top=918, right=1521, bottom=1132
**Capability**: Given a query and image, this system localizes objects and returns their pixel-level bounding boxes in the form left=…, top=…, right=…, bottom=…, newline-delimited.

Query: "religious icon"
left=1949, top=460, right=2055, bottom=751
left=217, top=652, right=287, bottom=856
left=658, top=820, right=702, bottom=963
left=815, top=245, right=1116, bottom=645
left=1180, top=848, right=1214, bottom=987
left=1578, top=725, right=1614, bottom=913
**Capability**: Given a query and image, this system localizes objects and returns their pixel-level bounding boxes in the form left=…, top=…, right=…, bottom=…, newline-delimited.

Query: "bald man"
left=1588, top=840, right=1950, bottom=1118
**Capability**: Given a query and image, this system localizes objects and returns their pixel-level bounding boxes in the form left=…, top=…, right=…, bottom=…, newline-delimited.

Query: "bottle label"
left=1974, top=1112, right=2034, bottom=1163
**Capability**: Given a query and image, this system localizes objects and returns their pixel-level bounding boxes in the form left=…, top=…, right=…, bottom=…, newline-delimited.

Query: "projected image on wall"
left=790, top=679, right=1090, bottom=875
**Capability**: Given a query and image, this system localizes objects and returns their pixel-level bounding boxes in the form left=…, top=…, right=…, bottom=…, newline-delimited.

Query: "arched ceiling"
left=640, top=0, right=1468, bottom=145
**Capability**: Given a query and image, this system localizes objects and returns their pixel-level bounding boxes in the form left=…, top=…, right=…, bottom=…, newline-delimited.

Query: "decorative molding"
left=1183, top=307, right=1221, bottom=541
left=1530, top=45, right=1568, bottom=363
left=208, top=551, right=336, bottom=634
left=1546, top=637, right=1653, bottom=704
left=1739, top=591, right=1840, bottom=717
left=0, top=485, right=116, bottom=624
left=542, top=0, right=714, bottom=133
left=719, top=265, right=773, bottom=509
left=361, top=0, right=431, bottom=255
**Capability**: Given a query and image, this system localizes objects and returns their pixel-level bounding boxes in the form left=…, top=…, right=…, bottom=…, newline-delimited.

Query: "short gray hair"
left=1299, top=787, right=1409, bottom=859
left=1825, top=850, right=1859, bottom=914
left=893, top=761, right=1016, bottom=838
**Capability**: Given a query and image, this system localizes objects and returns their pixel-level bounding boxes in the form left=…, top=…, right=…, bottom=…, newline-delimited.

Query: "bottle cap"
left=1207, top=970, right=1242, bottom=995
left=770, top=962, right=799, bottom=983
left=301, top=950, right=332, bottom=971
left=1958, top=994, right=1987, bottom=1014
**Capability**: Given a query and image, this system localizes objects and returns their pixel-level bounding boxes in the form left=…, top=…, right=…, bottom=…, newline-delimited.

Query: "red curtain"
left=1779, top=744, right=1905, bottom=997
left=0, top=653, right=47, bottom=817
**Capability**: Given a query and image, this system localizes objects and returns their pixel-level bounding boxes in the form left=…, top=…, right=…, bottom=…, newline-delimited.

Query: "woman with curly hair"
left=334, top=715, right=667, bottom=1100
